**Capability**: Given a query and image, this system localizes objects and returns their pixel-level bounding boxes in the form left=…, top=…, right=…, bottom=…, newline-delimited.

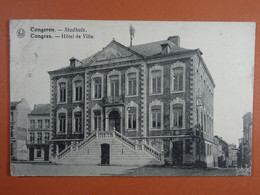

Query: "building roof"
left=10, top=101, right=21, bottom=109
left=29, top=104, right=51, bottom=115
left=130, top=39, right=192, bottom=57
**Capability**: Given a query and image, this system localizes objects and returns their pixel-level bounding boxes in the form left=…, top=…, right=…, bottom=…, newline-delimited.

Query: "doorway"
left=172, top=141, right=183, bottom=166
left=101, top=144, right=110, bottom=165
left=29, top=148, right=34, bottom=161
left=44, top=148, right=49, bottom=161
left=108, top=110, right=120, bottom=132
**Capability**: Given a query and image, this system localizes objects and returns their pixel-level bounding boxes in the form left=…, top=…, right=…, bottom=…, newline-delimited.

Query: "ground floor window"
left=151, top=106, right=161, bottom=129
left=128, top=107, right=137, bottom=129
left=36, top=148, right=42, bottom=158
left=74, top=111, right=82, bottom=133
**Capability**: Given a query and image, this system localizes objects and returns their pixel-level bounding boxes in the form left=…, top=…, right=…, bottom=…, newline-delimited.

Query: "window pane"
left=133, top=114, right=136, bottom=129
left=152, top=113, right=156, bottom=128
left=128, top=80, right=133, bottom=95
left=152, top=78, right=156, bottom=93
left=115, top=81, right=119, bottom=96
left=157, top=113, right=161, bottom=128
left=179, top=74, right=183, bottom=90
left=133, top=80, right=137, bottom=95
left=157, top=77, right=161, bottom=93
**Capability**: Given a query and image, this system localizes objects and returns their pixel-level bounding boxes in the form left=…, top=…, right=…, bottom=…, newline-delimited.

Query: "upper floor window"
left=172, top=104, right=183, bottom=128
left=45, top=119, right=50, bottom=129
left=170, top=62, right=185, bottom=93
left=127, top=73, right=137, bottom=96
left=59, top=82, right=66, bottom=102
left=173, top=67, right=183, bottom=91
left=74, top=112, right=82, bottom=133
left=30, top=119, right=35, bottom=128
left=151, top=105, right=162, bottom=129
left=93, top=110, right=101, bottom=131
left=93, top=77, right=102, bottom=99
left=128, top=107, right=137, bottom=129
left=151, top=70, right=162, bottom=94
left=38, top=120, right=42, bottom=129
left=37, top=132, right=42, bottom=143
left=44, top=132, right=50, bottom=141
left=30, top=132, right=35, bottom=143
left=75, top=81, right=83, bottom=101
left=10, top=112, right=14, bottom=122
left=110, top=75, right=120, bottom=97
left=58, top=113, right=66, bottom=133
left=10, top=125, right=14, bottom=138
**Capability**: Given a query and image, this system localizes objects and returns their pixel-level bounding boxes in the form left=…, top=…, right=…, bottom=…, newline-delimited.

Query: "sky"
left=10, top=20, right=255, bottom=146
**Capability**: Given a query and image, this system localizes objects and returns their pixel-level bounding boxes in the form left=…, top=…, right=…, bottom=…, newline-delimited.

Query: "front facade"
left=49, top=36, right=215, bottom=167
left=10, top=98, right=31, bottom=161
left=26, top=104, right=51, bottom=161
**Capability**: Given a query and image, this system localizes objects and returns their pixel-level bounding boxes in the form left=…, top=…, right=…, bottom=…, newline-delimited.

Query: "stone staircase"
left=55, top=130, right=164, bottom=166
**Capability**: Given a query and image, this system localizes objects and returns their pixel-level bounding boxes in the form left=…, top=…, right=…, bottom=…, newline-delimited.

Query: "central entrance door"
left=101, top=144, right=110, bottom=165
left=172, top=141, right=183, bottom=166
left=108, top=110, right=120, bottom=132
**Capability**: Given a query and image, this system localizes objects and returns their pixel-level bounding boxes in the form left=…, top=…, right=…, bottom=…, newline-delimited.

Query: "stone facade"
left=48, top=36, right=215, bottom=167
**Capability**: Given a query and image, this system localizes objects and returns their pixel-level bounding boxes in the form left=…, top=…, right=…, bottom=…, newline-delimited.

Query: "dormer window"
left=161, top=43, right=170, bottom=55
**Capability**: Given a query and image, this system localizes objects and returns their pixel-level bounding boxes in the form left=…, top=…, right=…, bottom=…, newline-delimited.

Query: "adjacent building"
left=228, top=144, right=239, bottom=167
left=239, top=112, right=253, bottom=168
left=26, top=104, right=51, bottom=161
left=48, top=36, right=215, bottom=166
left=215, top=136, right=229, bottom=167
left=10, top=98, right=31, bottom=161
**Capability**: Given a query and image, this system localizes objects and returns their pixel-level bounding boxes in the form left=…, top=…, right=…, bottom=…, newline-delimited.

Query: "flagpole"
left=130, top=33, right=132, bottom=47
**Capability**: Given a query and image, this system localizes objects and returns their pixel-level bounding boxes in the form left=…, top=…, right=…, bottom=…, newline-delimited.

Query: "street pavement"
left=10, top=162, right=250, bottom=176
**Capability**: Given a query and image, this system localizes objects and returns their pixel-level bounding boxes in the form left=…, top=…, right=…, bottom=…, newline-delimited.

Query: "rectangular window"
left=30, top=119, right=35, bottom=128
left=74, top=112, right=82, bottom=133
left=44, top=132, right=50, bottom=141
left=30, top=132, right=35, bottom=143
left=173, top=67, right=184, bottom=91
left=151, top=106, right=161, bottom=129
left=93, top=77, right=102, bottom=99
left=36, top=149, right=42, bottom=158
left=128, top=73, right=137, bottom=96
left=75, top=81, right=83, bottom=101
left=10, top=143, right=13, bottom=156
left=59, top=82, right=66, bottom=102
left=110, top=75, right=119, bottom=97
left=59, top=113, right=66, bottom=133
left=94, top=110, right=101, bottom=131
left=38, top=120, right=42, bottom=129
left=45, top=119, right=50, bottom=129
left=201, top=112, right=204, bottom=131
left=173, top=104, right=183, bottom=128
left=151, top=70, right=162, bottom=94
left=37, top=132, right=42, bottom=143
left=128, top=107, right=137, bottom=129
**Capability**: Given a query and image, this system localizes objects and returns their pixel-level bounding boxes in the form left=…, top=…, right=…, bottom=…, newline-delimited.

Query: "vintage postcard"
left=10, top=20, right=255, bottom=176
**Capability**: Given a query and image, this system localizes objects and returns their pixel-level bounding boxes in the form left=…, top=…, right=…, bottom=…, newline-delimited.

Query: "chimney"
left=70, top=57, right=76, bottom=67
left=168, top=36, right=180, bottom=46
left=161, top=43, right=170, bottom=55
left=70, top=57, right=82, bottom=68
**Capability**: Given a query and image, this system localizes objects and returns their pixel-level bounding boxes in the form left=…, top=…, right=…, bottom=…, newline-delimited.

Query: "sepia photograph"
left=10, top=20, right=255, bottom=176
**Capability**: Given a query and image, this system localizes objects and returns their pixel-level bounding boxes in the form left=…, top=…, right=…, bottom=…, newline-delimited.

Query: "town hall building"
left=48, top=36, right=215, bottom=167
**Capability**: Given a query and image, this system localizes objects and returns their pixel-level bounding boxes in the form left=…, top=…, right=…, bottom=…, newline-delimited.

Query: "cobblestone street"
left=11, top=162, right=250, bottom=176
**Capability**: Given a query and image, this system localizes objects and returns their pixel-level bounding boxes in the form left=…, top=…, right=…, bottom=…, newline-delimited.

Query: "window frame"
left=57, top=78, right=68, bottom=104
left=73, top=75, right=84, bottom=102
left=170, top=98, right=185, bottom=130
left=91, top=73, right=104, bottom=100
left=72, top=106, right=83, bottom=134
left=149, top=100, right=163, bottom=131
left=107, top=70, right=121, bottom=97
left=149, top=65, right=164, bottom=95
left=125, top=67, right=139, bottom=97
left=125, top=101, right=138, bottom=131
left=170, top=61, right=186, bottom=94
left=56, top=108, right=68, bottom=134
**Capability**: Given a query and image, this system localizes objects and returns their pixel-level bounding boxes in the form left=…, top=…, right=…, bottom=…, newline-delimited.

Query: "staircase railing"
left=143, top=143, right=161, bottom=161
left=113, top=130, right=136, bottom=150
left=58, top=145, right=71, bottom=159
left=78, top=133, right=96, bottom=150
